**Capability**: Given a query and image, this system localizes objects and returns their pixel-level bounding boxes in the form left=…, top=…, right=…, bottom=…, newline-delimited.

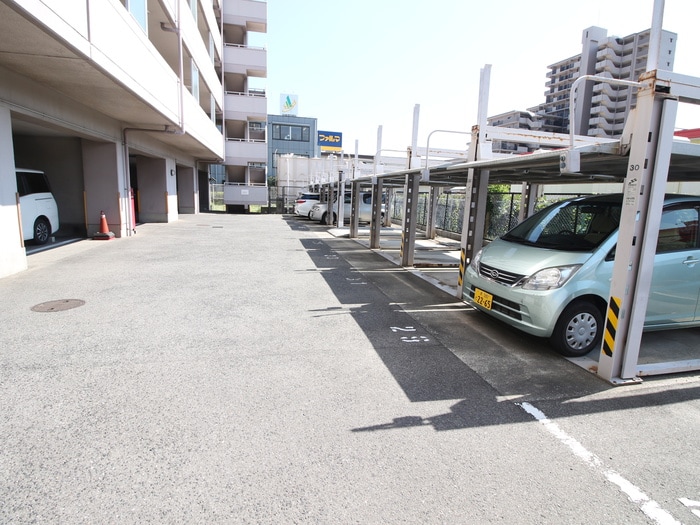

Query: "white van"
left=309, top=192, right=385, bottom=224
left=16, top=168, right=60, bottom=245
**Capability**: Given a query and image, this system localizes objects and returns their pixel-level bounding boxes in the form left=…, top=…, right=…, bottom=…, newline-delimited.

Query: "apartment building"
left=485, top=110, right=544, bottom=154
left=533, top=26, right=677, bottom=137
left=489, top=26, right=677, bottom=154
left=220, top=0, right=268, bottom=210
left=0, top=0, right=267, bottom=278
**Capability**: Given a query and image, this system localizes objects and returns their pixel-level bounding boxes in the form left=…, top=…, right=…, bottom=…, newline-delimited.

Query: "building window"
left=191, top=62, right=199, bottom=101
left=126, top=0, right=147, bottom=33
left=272, top=124, right=310, bottom=142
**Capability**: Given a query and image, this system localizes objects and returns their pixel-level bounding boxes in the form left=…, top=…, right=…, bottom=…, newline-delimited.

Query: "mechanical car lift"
left=596, top=69, right=700, bottom=382
left=350, top=64, right=700, bottom=384
left=450, top=68, right=700, bottom=384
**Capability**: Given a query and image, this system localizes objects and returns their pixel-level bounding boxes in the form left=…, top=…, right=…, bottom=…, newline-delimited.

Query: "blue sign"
left=318, top=131, right=342, bottom=151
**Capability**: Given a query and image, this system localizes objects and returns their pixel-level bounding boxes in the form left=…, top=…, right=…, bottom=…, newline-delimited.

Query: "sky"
left=255, top=0, right=700, bottom=155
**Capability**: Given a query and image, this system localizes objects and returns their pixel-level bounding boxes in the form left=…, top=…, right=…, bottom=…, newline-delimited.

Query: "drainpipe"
left=160, top=0, right=185, bottom=135
left=118, top=1, right=187, bottom=236
left=121, top=126, right=173, bottom=236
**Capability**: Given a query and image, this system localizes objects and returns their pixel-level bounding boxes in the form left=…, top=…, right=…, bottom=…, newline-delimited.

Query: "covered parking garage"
left=0, top=0, right=221, bottom=279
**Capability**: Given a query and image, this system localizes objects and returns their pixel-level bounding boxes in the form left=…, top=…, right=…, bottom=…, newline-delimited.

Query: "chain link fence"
left=390, top=191, right=591, bottom=241
left=210, top=183, right=588, bottom=239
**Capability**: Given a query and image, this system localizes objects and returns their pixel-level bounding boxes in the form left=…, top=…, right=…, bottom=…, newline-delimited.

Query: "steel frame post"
left=597, top=77, right=676, bottom=383
left=518, top=183, right=539, bottom=222
left=400, top=173, right=420, bottom=267
left=457, top=127, right=489, bottom=295
left=323, top=184, right=334, bottom=226
left=337, top=171, right=345, bottom=229
left=457, top=168, right=488, bottom=296
left=425, top=186, right=439, bottom=239
left=622, top=97, right=678, bottom=379
left=457, top=64, right=492, bottom=292
left=370, top=178, right=383, bottom=249
left=349, top=180, right=360, bottom=238
left=383, top=188, right=393, bottom=227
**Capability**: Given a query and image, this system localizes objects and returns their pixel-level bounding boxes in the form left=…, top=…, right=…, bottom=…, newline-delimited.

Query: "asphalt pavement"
left=1, top=213, right=699, bottom=524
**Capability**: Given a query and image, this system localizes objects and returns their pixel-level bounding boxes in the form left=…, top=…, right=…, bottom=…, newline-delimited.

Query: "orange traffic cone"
left=93, top=210, right=115, bottom=240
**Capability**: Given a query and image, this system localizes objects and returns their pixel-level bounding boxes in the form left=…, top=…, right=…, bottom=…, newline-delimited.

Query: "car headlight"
left=469, top=249, right=482, bottom=270
left=521, top=265, right=581, bottom=290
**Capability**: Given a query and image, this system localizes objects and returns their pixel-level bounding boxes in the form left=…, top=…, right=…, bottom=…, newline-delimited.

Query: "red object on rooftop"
left=674, top=128, right=700, bottom=140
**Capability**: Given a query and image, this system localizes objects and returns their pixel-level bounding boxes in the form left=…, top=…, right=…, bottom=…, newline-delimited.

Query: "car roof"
left=566, top=193, right=700, bottom=205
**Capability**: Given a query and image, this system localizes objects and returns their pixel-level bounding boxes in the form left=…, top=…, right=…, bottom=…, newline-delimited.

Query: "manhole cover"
left=31, top=299, right=85, bottom=312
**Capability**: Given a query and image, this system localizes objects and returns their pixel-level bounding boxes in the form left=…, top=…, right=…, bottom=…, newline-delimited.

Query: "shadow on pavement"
left=289, top=216, right=700, bottom=432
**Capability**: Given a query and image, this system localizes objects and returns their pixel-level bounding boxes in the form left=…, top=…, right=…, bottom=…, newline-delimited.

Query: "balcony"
left=223, top=183, right=267, bottom=205
left=225, top=138, right=266, bottom=166
left=222, top=0, right=267, bottom=33
left=223, top=44, right=266, bottom=77
left=225, top=91, right=267, bottom=121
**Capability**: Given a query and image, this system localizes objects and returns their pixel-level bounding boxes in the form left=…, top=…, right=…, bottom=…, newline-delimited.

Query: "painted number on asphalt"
left=400, top=335, right=430, bottom=343
left=391, top=326, right=416, bottom=332
left=391, top=327, right=430, bottom=343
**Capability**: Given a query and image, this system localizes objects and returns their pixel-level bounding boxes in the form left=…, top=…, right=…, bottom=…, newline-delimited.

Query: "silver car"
left=463, top=193, right=700, bottom=357
left=310, top=192, right=384, bottom=224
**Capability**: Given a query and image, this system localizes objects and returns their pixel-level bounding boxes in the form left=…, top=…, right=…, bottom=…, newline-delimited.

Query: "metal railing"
left=390, top=191, right=591, bottom=240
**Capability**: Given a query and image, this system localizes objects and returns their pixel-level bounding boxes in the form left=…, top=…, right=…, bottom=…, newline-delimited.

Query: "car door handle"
left=682, top=258, right=700, bottom=266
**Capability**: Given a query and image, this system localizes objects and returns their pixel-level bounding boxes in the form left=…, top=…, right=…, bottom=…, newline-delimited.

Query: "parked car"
left=15, top=168, right=59, bottom=245
left=294, top=192, right=320, bottom=218
left=463, top=193, right=700, bottom=357
left=310, top=192, right=384, bottom=224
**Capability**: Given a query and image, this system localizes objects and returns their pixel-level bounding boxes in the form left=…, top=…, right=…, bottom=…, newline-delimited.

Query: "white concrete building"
left=488, top=26, right=677, bottom=155
left=486, top=110, right=544, bottom=154
left=221, top=0, right=267, bottom=209
left=0, top=0, right=267, bottom=279
left=534, top=26, right=677, bottom=136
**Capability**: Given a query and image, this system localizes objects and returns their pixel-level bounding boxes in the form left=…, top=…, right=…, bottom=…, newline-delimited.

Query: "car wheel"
left=321, top=212, right=328, bottom=224
left=33, top=217, right=51, bottom=245
left=549, top=300, right=603, bottom=357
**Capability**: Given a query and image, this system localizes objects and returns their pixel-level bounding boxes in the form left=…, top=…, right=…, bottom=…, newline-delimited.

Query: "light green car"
left=463, top=193, right=700, bottom=357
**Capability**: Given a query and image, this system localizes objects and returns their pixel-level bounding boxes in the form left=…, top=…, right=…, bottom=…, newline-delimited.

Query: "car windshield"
left=502, top=197, right=622, bottom=251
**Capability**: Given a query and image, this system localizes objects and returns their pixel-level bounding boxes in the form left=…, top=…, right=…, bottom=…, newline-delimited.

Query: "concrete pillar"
left=0, top=106, right=28, bottom=277
left=176, top=165, right=198, bottom=214
left=82, top=139, right=125, bottom=237
left=137, top=157, right=177, bottom=222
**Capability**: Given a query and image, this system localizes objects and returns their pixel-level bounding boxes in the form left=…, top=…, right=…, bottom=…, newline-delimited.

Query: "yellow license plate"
left=473, top=288, right=493, bottom=310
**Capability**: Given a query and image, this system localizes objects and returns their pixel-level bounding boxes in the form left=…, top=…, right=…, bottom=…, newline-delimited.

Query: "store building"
left=267, top=114, right=319, bottom=182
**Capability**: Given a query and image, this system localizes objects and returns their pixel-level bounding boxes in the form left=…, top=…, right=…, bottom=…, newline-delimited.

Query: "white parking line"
left=679, top=498, right=700, bottom=519
left=518, top=402, right=682, bottom=525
